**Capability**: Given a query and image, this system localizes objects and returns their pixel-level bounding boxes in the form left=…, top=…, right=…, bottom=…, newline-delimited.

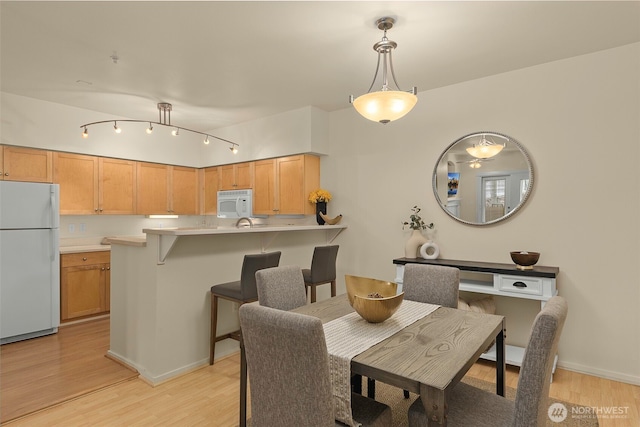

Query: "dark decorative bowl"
left=510, top=251, right=540, bottom=270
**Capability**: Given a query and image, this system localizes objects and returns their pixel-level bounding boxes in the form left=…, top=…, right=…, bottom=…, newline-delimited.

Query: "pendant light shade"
left=466, top=134, right=505, bottom=159
left=350, top=17, right=417, bottom=124
left=352, top=90, right=418, bottom=124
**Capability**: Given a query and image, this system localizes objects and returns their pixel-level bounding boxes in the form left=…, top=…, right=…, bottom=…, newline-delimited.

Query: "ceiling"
left=2, top=1, right=639, bottom=131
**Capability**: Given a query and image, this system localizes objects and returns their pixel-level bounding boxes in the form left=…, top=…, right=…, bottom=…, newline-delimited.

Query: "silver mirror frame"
left=432, top=131, right=535, bottom=226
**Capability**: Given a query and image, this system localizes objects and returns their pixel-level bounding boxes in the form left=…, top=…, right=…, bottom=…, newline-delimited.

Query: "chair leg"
left=367, top=378, right=376, bottom=399
left=310, top=285, right=317, bottom=303
left=330, top=280, right=336, bottom=297
left=210, top=294, right=219, bottom=365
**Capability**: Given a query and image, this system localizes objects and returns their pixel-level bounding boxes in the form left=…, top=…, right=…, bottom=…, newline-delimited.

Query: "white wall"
left=324, top=43, right=640, bottom=384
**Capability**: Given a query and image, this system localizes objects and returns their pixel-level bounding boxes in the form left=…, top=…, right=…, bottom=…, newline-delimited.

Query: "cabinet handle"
left=106, top=267, right=111, bottom=270
left=82, top=257, right=87, bottom=261
left=99, top=208, right=103, bottom=212
left=95, top=208, right=99, bottom=212
left=4, top=172, right=8, bottom=176
left=101, top=267, right=105, bottom=271
left=513, top=281, right=527, bottom=288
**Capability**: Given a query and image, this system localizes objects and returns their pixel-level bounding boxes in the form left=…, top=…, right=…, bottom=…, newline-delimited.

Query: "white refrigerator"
left=0, top=181, right=60, bottom=344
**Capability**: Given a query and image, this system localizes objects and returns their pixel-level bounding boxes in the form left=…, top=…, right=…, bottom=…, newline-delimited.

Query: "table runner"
left=323, top=300, right=439, bottom=426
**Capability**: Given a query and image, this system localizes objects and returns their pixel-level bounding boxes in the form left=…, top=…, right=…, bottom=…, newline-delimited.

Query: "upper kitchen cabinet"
left=54, top=153, right=136, bottom=215
left=170, top=166, right=199, bottom=215
left=136, top=162, right=198, bottom=215
left=219, top=162, right=254, bottom=190
left=254, top=155, right=320, bottom=215
left=1, top=146, right=53, bottom=183
left=201, top=166, right=219, bottom=215
left=253, top=159, right=276, bottom=215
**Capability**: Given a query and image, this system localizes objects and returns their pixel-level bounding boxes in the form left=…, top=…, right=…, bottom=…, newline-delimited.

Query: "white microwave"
left=217, top=189, right=253, bottom=218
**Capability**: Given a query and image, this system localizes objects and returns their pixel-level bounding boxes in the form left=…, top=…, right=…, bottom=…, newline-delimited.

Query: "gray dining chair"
left=239, top=304, right=392, bottom=427
left=209, top=251, right=281, bottom=365
left=408, top=296, right=568, bottom=427
left=256, top=265, right=307, bottom=311
left=402, top=263, right=460, bottom=308
left=303, top=245, right=339, bottom=303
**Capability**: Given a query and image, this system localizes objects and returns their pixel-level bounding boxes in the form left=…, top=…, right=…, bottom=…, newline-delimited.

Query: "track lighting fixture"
left=80, top=102, right=239, bottom=153
left=349, top=17, right=417, bottom=124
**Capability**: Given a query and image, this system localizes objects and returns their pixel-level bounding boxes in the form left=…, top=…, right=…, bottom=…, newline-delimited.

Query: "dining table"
left=239, top=294, right=505, bottom=427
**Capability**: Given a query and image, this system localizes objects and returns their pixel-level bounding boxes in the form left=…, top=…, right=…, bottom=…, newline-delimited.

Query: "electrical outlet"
left=68, top=224, right=75, bottom=233
left=79, top=223, right=86, bottom=233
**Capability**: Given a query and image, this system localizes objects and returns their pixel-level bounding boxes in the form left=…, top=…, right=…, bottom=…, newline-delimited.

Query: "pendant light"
left=466, top=134, right=505, bottom=159
left=349, top=17, right=417, bottom=124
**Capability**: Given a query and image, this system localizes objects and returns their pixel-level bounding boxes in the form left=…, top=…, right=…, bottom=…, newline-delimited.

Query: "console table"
left=393, top=257, right=559, bottom=376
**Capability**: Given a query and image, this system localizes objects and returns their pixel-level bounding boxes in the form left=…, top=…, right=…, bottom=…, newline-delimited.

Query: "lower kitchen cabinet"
left=60, top=251, right=110, bottom=322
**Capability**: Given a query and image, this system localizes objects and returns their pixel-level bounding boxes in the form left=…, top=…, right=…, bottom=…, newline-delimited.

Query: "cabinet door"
left=253, top=159, right=276, bottom=215
left=104, top=264, right=111, bottom=313
left=60, top=265, right=105, bottom=321
left=202, top=167, right=219, bottom=214
left=3, top=146, right=53, bottom=183
left=0, top=147, right=4, bottom=180
left=136, top=162, right=169, bottom=214
left=235, top=162, right=254, bottom=189
left=277, top=155, right=321, bottom=215
left=219, top=162, right=254, bottom=190
left=218, top=164, right=236, bottom=190
left=54, top=152, right=99, bottom=215
left=99, top=158, right=136, bottom=214
left=170, top=166, right=198, bottom=215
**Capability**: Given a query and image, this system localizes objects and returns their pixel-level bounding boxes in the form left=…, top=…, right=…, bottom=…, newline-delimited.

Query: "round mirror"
left=432, top=132, right=534, bottom=226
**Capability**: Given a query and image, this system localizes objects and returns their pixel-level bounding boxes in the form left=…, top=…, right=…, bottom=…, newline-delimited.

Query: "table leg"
left=496, top=320, right=506, bottom=397
left=240, top=340, right=247, bottom=427
left=420, top=383, right=447, bottom=426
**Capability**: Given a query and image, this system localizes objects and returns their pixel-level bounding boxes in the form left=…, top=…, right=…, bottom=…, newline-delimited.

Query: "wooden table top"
left=293, top=295, right=504, bottom=393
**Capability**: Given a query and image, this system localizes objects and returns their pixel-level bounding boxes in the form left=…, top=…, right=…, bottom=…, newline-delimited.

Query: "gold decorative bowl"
left=510, top=251, right=540, bottom=270
left=345, top=275, right=404, bottom=323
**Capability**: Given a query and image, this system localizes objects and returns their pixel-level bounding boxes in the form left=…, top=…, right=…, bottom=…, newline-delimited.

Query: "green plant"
left=402, top=205, right=434, bottom=231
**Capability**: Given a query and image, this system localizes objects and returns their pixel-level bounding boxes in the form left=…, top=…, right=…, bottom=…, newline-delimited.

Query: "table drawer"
left=61, top=251, right=110, bottom=267
left=497, top=275, right=543, bottom=296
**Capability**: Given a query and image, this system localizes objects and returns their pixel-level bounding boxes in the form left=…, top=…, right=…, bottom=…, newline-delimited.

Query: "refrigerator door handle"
left=50, top=185, right=60, bottom=229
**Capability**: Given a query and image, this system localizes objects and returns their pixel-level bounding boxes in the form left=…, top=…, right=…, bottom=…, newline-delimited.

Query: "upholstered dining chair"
left=256, top=265, right=307, bottom=311
left=303, top=245, right=339, bottom=303
left=408, top=295, right=568, bottom=427
left=402, top=263, right=460, bottom=309
left=239, top=303, right=392, bottom=427
left=209, top=251, right=281, bottom=365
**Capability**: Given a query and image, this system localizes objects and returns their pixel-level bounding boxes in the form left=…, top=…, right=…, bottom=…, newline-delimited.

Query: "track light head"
left=82, top=127, right=89, bottom=138
left=230, top=146, right=238, bottom=154
left=204, top=136, right=210, bottom=145
left=171, top=128, right=179, bottom=136
left=113, top=122, right=122, bottom=134
left=146, top=123, right=153, bottom=134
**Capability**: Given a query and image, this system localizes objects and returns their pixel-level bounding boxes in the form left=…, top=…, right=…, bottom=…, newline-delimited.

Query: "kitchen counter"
left=60, top=244, right=111, bottom=254
left=108, top=223, right=348, bottom=384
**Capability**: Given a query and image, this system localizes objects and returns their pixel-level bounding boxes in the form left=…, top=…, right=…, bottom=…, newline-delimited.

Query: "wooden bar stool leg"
left=310, top=286, right=317, bottom=303
left=210, top=294, right=219, bottom=365
left=331, top=280, right=336, bottom=297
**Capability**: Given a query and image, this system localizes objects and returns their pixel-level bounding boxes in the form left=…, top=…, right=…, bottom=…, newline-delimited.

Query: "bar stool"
left=209, top=251, right=281, bottom=365
left=302, top=245, right=339, bottom=303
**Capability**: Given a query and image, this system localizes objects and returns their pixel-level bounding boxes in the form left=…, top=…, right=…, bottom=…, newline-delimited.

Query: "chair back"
left=309, top=245, right=339, bottom=284
left=513, top=296, right=568, bottom=427
left=239, top=251, right=281, bottom=300
left=239, top=304, right=334, bottom=427
left=256, top=265, right=307, bottom=311
left=403, top=264, right=460, bottom=308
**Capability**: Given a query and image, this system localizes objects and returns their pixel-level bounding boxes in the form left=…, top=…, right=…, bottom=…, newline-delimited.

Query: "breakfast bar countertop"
left=142, top=224, right=347, bottom=236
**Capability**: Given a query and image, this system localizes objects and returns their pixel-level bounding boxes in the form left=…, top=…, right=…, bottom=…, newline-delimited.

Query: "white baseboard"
left=558, top=361, right=640, bottom=386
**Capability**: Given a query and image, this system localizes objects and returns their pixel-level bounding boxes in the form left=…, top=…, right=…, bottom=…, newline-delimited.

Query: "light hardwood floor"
left=2, top=318, right=639, bottom=426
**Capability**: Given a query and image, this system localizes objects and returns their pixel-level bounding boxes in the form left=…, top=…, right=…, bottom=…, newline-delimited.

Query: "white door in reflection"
left=477, top=172, right=529, bottom=222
